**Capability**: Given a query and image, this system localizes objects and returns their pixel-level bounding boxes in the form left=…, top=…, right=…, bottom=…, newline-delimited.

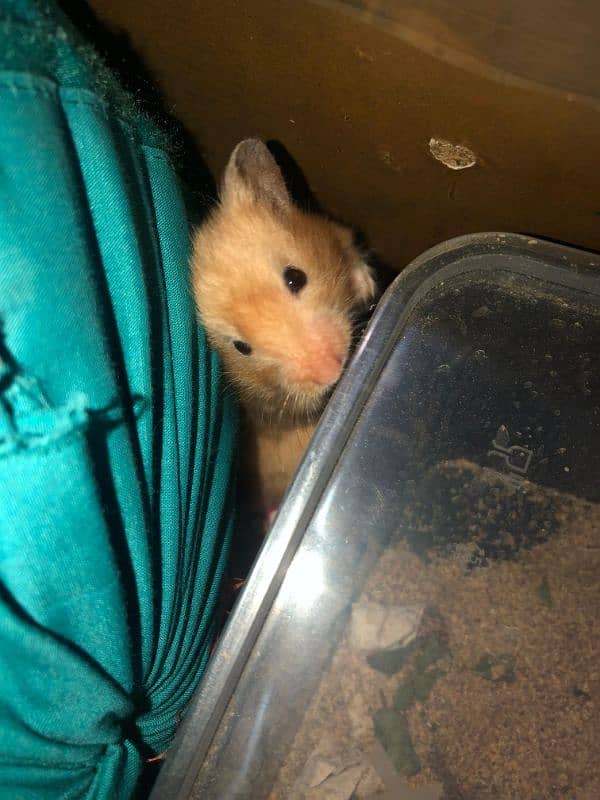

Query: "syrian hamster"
left=191, top=139, right=376, bottom=511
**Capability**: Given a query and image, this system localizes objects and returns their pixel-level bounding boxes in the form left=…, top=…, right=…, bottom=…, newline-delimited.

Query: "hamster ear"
left=221, top=139, right=291, bottom=213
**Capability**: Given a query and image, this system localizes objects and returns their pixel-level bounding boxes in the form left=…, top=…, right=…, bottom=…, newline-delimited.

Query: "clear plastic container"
left=152, top=233, right=600, bottom=800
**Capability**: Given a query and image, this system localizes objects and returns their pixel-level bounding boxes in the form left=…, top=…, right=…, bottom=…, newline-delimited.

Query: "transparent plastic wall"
left=152, top=235, right=600, bottom=800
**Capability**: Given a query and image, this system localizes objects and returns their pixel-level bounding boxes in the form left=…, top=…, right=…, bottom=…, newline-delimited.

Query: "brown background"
left=88, top=0, right=600, bottom=270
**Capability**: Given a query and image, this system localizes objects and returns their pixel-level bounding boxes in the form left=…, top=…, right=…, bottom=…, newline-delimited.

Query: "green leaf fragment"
left=367, top=632, right=450, bottom=677
left=393, top=668, right=446, bottom=711
left=367, top=640, right=417, bottom=675
left=537, top=576, right=554, bottom=608
left=371, top=631, right=450, bottom=778
left=373, top=708, right=421, bottom=776
left=472, top=653, right=516, bottom=683
left=414, top=634, right=451, bottom=672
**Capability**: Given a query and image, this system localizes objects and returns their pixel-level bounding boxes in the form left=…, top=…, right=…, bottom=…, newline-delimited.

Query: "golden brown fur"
left=191, top=139, right=376, bottom=509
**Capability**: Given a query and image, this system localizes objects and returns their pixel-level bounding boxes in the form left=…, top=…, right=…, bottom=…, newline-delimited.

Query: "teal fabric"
left=0, top=1, right=237, bottom=797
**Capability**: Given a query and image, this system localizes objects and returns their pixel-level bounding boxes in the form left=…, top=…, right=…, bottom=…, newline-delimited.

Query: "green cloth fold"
left=0, top=1, right=237, bottom=796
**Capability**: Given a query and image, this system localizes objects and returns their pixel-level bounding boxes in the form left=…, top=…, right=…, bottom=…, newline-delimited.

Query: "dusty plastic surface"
left=152, top=233, right=600, bottom=800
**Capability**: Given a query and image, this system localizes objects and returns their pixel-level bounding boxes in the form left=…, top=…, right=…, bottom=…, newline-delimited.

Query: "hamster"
left=191, top=139, right=377, bottom=513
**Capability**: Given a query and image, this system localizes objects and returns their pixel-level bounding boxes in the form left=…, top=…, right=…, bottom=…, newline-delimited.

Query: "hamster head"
left=191, top=139, right=377, bottom=423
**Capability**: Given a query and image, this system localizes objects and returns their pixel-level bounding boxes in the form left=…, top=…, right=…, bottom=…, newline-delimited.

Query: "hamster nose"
left=292, top=321, right=349, bottom=388
left=311, top=352, right=344, bottom=386
left=295, top=350, right=344, bottom=387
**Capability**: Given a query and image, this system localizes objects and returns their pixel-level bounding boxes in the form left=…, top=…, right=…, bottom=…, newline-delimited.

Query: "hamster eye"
left=233, top=340, right=252, bottom=356
left=283, top=266, right=307, bottom=294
